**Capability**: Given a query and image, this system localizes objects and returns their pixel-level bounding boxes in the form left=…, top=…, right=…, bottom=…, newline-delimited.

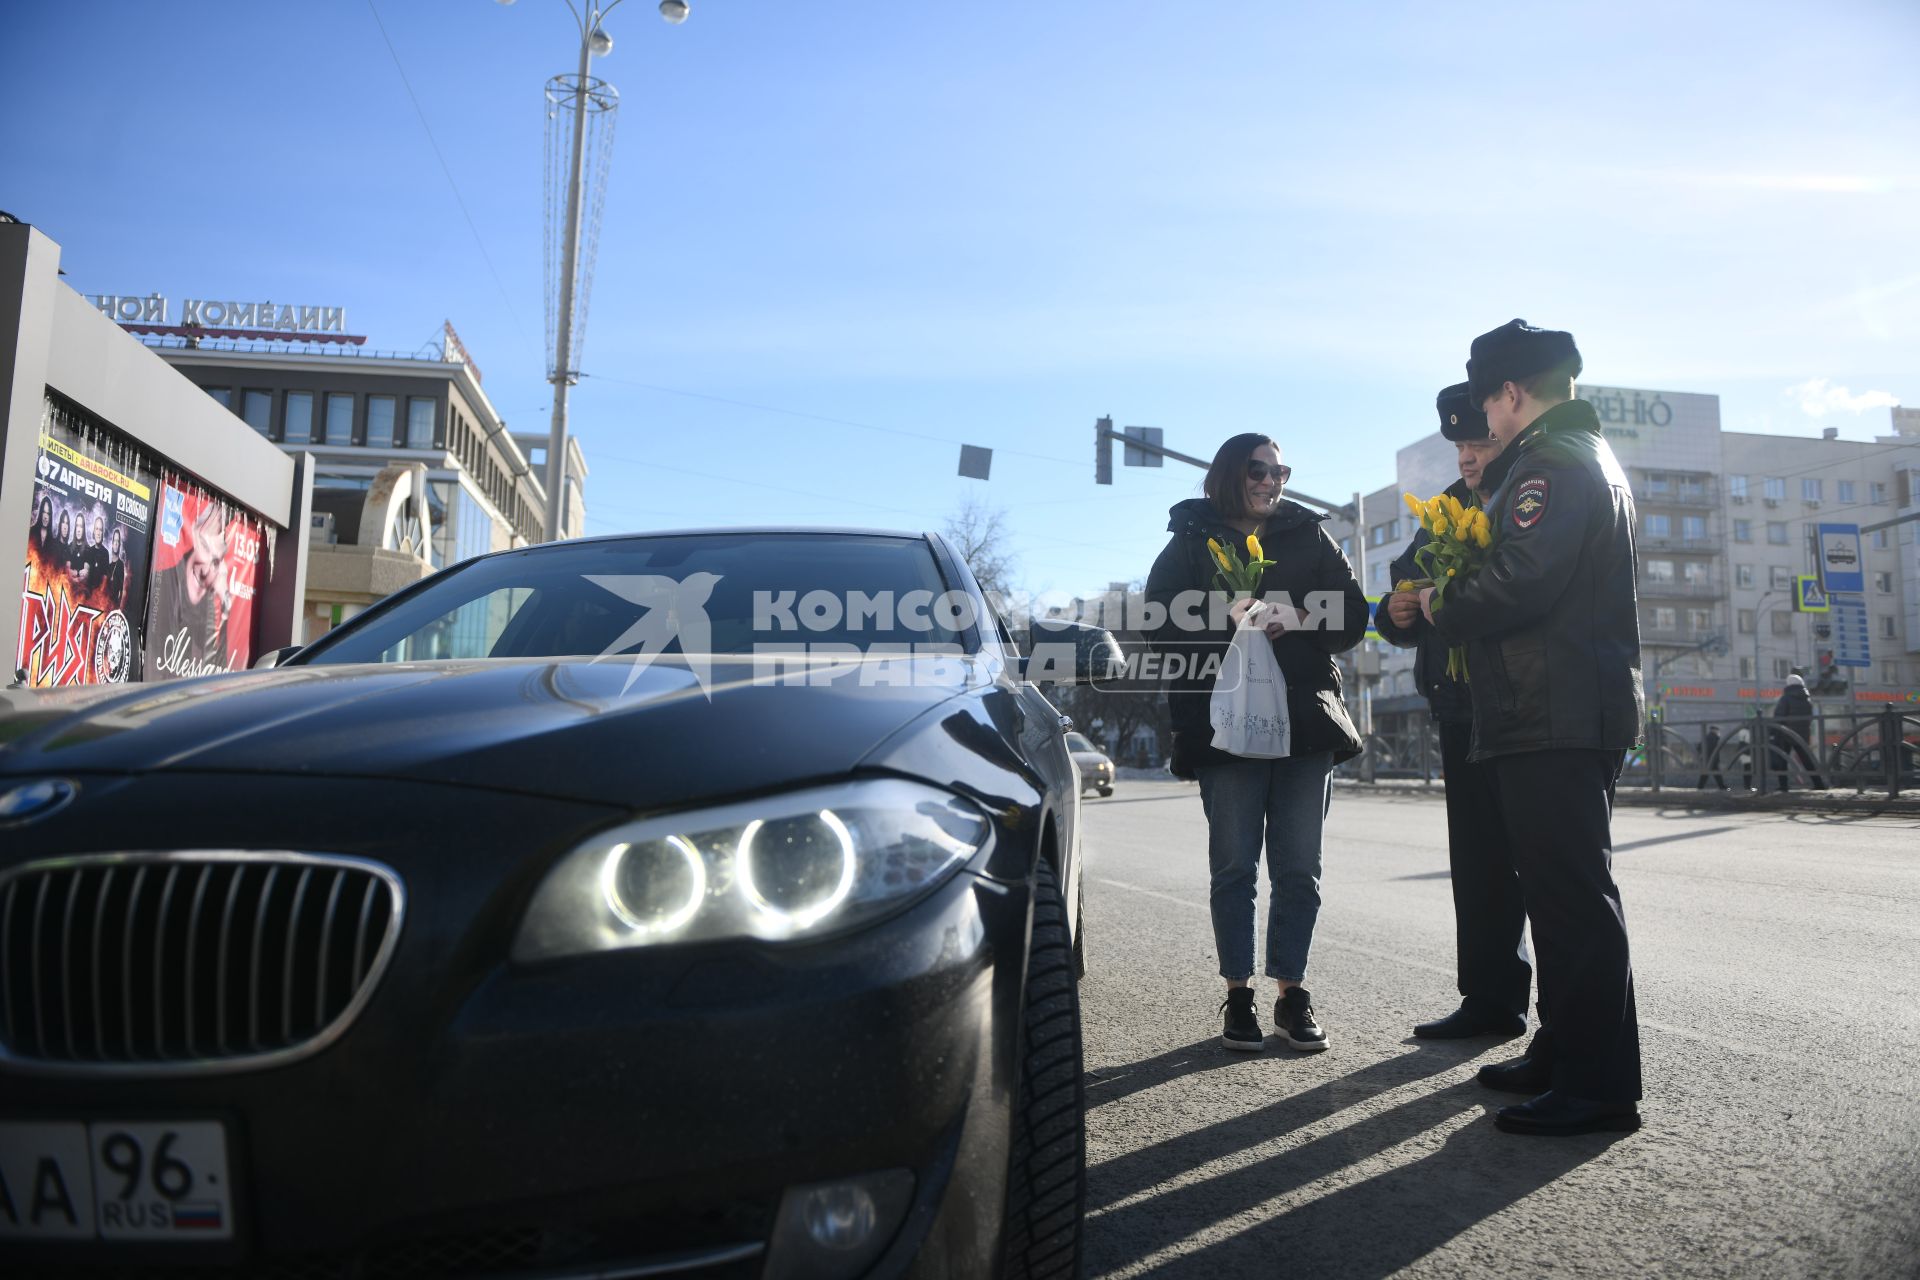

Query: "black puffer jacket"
left=1145, top=497, right=1368, bottom=777
left=1428, top=398, right=1645, bottom=761
left=1373, top=477, right=1477, bottom=724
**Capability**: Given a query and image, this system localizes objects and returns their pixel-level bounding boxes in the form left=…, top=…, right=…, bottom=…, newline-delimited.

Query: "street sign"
left=1123, top=426, right=1164, bottom=468
left=1831, top=593, right=1871, bottom=668
left=1816, top=523, right=1865, bottom=593
left=1794, top=574, right=1829, bottom=613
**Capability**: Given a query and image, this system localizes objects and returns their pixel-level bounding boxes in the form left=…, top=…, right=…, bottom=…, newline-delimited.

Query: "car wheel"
left=1096, top=786, right=1112, bottom=798
left=1072, top=874, right=1086, bottom=982
left=1001, top=861, right=1084, bottom=1280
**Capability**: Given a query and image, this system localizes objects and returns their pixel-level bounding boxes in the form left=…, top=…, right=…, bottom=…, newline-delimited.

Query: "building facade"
left=146, top=332, right=588, bottom=644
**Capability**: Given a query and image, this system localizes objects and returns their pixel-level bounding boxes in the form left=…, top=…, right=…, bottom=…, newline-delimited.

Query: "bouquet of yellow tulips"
left=1398, top=490, right=1494, bottom=680
left=1206, top=533, right=1274, bottom=598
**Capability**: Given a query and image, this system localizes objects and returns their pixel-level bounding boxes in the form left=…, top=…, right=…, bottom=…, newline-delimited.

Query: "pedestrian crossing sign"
left=1794, top=574, right=1829, bottom=613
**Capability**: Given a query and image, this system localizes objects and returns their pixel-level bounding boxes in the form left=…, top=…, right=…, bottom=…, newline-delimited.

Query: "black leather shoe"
left=1413, top=1004, right=1527, bottom=1040
left=1477, top=1052, right=1552, bottom=1094
left=1494, top=1090, right=1641, bottom=1136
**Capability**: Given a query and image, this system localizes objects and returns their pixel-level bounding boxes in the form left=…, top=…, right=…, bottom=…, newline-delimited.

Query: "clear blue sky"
left=5, top=0, right=1916, bottom=597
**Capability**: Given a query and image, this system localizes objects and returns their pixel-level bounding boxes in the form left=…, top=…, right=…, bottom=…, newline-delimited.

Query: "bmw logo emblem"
left=0, top=779, right=78, bottom=826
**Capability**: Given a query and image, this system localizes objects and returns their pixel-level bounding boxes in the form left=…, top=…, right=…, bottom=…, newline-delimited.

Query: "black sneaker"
left=1220, top=988, right=1265, bottom=1051
left=1275, top=987, right=1328, bottom=1052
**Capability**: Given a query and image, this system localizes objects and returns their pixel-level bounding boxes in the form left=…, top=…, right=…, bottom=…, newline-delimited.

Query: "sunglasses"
left=1246, top=462, right=1292, bottom=485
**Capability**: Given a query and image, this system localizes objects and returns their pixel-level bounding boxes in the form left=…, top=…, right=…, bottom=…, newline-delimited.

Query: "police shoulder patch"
left=1511, top=477, right=1550, bottom=529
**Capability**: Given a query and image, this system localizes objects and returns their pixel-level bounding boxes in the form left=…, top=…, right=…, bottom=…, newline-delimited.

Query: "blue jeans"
left=1196, top=752, right=1333, bottom=983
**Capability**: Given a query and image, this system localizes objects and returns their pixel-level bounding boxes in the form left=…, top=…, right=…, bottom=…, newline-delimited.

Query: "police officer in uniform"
left=1419, top=320, right=1645, bottom=1136
left=1377, top=385, right=1531, bottom=1041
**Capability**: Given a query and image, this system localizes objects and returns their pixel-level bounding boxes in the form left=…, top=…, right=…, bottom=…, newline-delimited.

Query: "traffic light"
left=1095, top=416, right=1113, bottom=485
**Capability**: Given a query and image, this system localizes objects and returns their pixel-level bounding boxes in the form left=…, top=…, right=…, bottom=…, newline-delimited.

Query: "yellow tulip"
left=1444, top=495, right=1465, bottom=524
left=1247, top=534, right=1264, bottom=561
left=1476, top=524, right=1492, bottom=548
left=1448, top=567, right=1457, bottom=577
left=1433, top=518, right=1449, bottom=537
left=1403, top=492, right=1421, bottom=516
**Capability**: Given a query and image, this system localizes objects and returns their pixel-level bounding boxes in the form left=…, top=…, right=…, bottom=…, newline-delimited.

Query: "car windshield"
left=1065, top=734, right=1097, bottom=752
left=298, top=532, right=972, bottom=664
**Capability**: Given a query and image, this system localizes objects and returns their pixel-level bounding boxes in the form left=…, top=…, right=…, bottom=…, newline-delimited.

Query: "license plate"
left=0, top=1120, right=234, bottom=1242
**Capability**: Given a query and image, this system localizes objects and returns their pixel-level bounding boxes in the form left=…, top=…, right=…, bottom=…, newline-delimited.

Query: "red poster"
left=142, top=473, right=268, bottom=681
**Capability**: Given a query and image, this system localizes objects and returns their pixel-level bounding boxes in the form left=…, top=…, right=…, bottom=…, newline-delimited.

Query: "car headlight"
left=513, top=779, right=992, bottom=961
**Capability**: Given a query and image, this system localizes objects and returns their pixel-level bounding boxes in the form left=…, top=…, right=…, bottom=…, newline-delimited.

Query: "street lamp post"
left=501, top=0, right=687, bottom=541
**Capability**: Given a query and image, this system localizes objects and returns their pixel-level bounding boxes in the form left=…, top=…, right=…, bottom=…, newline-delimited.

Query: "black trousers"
left=1439, top=719, right=1530, bottom=1017
left=1489, top=748, right=1643, bottom=1103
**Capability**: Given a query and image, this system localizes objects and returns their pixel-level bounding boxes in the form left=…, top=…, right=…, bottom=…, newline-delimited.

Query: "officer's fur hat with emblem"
left=1436, top=382, right=1490, bottom=442
left=1465, top=319, right=1583, bottom=405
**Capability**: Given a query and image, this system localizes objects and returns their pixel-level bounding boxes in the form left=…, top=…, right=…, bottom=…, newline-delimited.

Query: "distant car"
left=1066, top=733, right=1114, bottom=797
left=0, top=527, right=1123, bottom=1280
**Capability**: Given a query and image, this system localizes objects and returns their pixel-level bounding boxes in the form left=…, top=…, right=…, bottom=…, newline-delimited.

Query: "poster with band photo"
left=142, top=472, right=268, bottom=682
left=16, top=399, right=156, bottom=687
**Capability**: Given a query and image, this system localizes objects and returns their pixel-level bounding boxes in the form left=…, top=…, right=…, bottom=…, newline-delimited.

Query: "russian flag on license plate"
left=172, top=1202, right=225, bottom=1230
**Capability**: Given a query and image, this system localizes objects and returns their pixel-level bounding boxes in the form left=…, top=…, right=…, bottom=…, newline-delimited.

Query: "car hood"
left=0, top=656, right=988, bottom=810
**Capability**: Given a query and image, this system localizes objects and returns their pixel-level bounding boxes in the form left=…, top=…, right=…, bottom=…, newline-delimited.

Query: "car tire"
left=1001, top=861, right=1084, bottom=1280
left=1096, top=786, right=1112, bottom=798
left=1072, top=873, right=1086, bottom=982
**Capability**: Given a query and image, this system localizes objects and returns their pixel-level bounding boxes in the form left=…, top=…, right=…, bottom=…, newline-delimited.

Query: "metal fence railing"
left=1337, top=708, right=1920, bottom=799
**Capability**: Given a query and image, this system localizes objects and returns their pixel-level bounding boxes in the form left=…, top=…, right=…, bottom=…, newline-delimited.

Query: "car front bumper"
left=1, top=775, right=1035, bottom=1279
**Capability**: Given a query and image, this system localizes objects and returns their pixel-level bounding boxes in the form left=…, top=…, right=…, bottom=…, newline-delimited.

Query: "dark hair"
left=1515, top=361, right=1578, bottom=406
left=57, top=511, right=71, bottom=540
left=1204, top=433, right=1279, bottom=522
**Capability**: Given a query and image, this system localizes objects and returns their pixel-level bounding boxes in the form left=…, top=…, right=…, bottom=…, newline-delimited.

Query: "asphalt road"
left=1076, top=781, right=1920, bottom=1279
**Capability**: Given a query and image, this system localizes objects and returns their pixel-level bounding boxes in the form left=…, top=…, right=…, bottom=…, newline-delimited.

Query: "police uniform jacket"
left=1372, top=476, right=1476, bottom=724
left=1145, top=497, right=1368, bottom=777
left=1429, top=398, right=1645, bottom=762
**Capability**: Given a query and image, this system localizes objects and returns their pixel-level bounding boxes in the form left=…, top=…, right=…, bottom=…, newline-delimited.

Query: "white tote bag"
left=1209, top=608, right=1291, bottom=758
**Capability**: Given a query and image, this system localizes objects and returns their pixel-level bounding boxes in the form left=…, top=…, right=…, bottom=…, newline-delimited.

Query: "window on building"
left=406, top=397, right=436, bottom=449
left=1687, top=608, right=1712, bottom=632
left=1733, top=519, right=1752, bottom=542
left=1764, top=477, right=1786, bottom=501
left=1767, top=522, right=1788, bottom=545
left=324, top=393, right=353, bottom=446
left=1645, top=514, right=1671, bottom=538
left=1770, top=566, right=1792, bottom=589
left=1873, top=529, right=1890, bottom=550
left=283, top=391, right=313, bottom=446
left=1884, top=663, right=1901, bottom=686
left=203, top=386, right=232, bottom=408
left=1771, top=612, right=1793, bottom=636
left=242, top=390, right=272, bottom=437
left=1774, top=658, right=1791, bottom=680
left=1678, top=476, right=1706, bottom=500
left=1736, top=564, right=1754, bottom=588
left=1369, top=520, right=1398, bottom=547
left=367, top=396, right=397, bottom=448
left=1876, top=571, right=1894, bottom=593
left=1738, top=609, right=1755, bottom=634
left=1683, top=561, right=1709, bottom=585
left=1739, top=656, right=1755, bottom=680
left=1802, top=478, right=1823, bottom=502
left=1339, top=537, right=1353, bottom=558
left=1838, top=480, right=1856, bottom=503
left=1645, top=472, right=1670, bottom=495
left=1882, top=616, right=1898, bottom=640
left=1871, top=482, right=1888, bottom=503
left=1682, top=515, right=1707, bottom=542
left=1652, top=607, right=1677, bottom=631
left=1728, top=474, right=1747, bottom=500
left=1645, top=559, right=1675, bottom=583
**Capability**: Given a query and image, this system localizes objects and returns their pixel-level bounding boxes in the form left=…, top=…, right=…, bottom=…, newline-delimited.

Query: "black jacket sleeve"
left=1431, top=458, right=1592, bottom=646
left=1306, top=526, right=1367, bottom=655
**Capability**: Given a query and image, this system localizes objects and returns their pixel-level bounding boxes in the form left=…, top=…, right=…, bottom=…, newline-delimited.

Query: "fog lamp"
left=764, top=1169, right=914, bottom=1279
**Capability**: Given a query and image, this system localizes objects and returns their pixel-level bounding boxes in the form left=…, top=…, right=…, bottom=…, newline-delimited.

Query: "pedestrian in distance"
left=1419, top=319, right=1646, bottom=1137
left=1695, top=724, right=1730, bottom=791
left=1377, top=384, right=1533, bottom=1042
left=1145, top=433, right=1368, bottom=1054
left=1769, top=674, right=1829, bottom=790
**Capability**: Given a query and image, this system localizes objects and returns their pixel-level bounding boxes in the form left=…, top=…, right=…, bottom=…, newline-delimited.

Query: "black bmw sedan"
left=0, top=528, right=1119, bottom=1280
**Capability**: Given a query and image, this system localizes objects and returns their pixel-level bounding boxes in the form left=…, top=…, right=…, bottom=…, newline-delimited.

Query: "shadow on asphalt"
left=1613, top=825, right=1738, bottom=852
left=1085, top=1038, right=1258, bottom=1111
left=1087, top=1072, right=1626, bottom=1278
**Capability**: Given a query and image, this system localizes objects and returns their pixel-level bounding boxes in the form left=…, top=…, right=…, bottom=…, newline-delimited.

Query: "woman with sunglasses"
left=1145, top=434, right=1367, bottom=1052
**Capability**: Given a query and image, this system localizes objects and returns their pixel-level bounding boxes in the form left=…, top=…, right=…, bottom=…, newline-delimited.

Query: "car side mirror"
left=1019, top=619, right=1125, bottom=685
left=253, top=645, right=303, bottom=671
